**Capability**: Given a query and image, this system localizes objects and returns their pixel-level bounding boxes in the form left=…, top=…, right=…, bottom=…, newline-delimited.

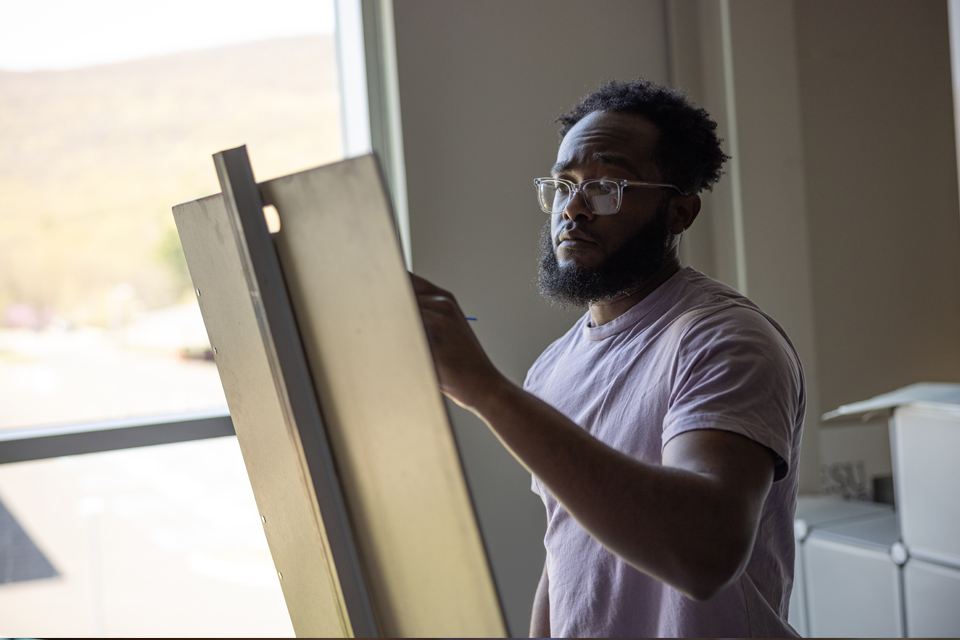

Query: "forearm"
left=411, top=273, right=769, bottom=599
left=468, top=376, right=759, bottom=600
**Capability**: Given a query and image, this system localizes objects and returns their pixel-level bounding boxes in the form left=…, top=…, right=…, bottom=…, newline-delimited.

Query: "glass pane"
left=0, top=436, right=294, bottom=637
left=583, top=181, right=621, bottom=214
left=539, top=181, right=566, bottom=213
left=0, top=1, right=343, bottom=430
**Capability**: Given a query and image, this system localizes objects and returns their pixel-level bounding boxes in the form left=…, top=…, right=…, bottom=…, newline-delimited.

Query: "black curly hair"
left=557, top=79, right=730, bottom=195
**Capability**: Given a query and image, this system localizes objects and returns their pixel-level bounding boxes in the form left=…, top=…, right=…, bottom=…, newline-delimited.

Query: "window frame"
left=0, top=408, right=234, bottom=464
left=0, top=0, right=404, bottom=466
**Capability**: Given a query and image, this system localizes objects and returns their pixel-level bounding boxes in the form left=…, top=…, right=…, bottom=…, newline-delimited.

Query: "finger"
left=410, top=274, right=460, bottom=305
left=409, top=272, right=446, bottom=295
left=418, top=298, right=467, bottom=323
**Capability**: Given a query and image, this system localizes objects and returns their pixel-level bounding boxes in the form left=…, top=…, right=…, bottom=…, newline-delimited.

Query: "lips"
left=556, top=227, right=597, bottom=248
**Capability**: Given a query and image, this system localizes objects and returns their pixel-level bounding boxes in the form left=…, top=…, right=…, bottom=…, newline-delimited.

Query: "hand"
left=411, top=273, right=503, bottom=409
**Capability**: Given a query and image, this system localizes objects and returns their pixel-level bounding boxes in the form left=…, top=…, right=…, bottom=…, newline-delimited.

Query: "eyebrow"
left=551, top=152, right=644, bottom=178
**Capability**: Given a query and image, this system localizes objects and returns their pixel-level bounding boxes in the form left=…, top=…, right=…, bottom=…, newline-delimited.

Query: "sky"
left=0, top=0, right=336, bottom=71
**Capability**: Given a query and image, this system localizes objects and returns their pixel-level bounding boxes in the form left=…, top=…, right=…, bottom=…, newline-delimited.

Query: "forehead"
left=555, top=111, right=660, bottom=176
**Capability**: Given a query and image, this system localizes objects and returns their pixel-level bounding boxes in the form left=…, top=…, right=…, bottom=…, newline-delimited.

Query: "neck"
left=588, top=255, right=682, bottom=327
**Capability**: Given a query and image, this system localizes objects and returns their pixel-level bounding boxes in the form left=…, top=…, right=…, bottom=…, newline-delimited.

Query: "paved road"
left=0, top=329, right=295, bottom=636
left=0, top=327, right=226, bottom=430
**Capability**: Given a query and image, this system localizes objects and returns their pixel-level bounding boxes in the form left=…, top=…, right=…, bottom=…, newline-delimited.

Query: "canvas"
left=173, top=148, right=504, bottom=637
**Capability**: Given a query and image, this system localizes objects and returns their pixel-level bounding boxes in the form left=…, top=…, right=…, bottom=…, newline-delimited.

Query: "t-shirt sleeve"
left=662, top=305, right=803, bottom=482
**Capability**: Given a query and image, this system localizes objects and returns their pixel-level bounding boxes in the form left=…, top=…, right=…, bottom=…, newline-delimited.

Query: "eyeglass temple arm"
left=623, top=180, right=690, bottom=195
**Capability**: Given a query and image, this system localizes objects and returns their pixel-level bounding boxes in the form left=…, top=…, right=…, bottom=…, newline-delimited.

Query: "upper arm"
left=658, top=428, right=776, bottom=598
left=663, top=306, right=803, bottom=482
left=662, top=428, right=775, bottom=516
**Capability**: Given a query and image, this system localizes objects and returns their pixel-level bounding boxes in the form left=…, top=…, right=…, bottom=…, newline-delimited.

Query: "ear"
left=670, top=194, right=701, bottom=234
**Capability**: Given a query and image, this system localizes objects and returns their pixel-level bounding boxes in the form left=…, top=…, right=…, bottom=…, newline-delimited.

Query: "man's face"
left=538, top=111, right=676, bottom=307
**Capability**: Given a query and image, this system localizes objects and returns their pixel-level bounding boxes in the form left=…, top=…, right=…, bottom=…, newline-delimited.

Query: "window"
left=0, top=0, right=342, bottom=430
left=0, top=439, right=293, bottom=637
left=0, top=1, right=354, bottom=634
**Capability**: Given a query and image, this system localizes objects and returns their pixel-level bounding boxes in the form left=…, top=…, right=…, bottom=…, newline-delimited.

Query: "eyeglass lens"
left=538, top=180, right=621, bottom=214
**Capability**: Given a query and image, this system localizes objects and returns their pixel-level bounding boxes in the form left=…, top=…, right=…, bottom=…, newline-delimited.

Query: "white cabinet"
left=789, top=496, right=896, bottom=637
left=892, top=405, right=960, bottom=566
left=803, top=514, right=903, bottom=638
left=903, top=558, right=960, bottom=638
left=814, top=385, right=960, bottom=637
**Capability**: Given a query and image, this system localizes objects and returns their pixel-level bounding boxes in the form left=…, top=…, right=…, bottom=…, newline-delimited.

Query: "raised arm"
left=413, top=274, right=775, bottom=601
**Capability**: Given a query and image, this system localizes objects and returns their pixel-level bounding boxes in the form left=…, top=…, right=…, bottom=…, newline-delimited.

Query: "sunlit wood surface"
left=174, top=193, right=350, bottom=637
left=263, top=156, right=505, bottom=637
left=175, top=154, right=504, bottom=637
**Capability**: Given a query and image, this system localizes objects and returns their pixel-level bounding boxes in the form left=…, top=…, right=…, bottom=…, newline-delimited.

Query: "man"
left=413, top=79, right=804, bottom=638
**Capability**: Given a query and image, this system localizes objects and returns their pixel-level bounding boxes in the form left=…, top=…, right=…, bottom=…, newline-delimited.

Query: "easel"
left=173, top=147, right=505, bottom=637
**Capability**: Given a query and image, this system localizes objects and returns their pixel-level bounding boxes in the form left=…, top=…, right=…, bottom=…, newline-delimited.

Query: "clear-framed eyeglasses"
left=534, top=177, right=686, bottom=215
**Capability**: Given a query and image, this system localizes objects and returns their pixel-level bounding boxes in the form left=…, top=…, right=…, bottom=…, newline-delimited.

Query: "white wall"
left=795, top=0, right=960, bottom=482
left=671, top=0, right=960, bottom=495
left=391, top=0, right=960, bottom=633
left=669, top=0, right=825, bottom=493
left=391, top=1, right=671, bottom=634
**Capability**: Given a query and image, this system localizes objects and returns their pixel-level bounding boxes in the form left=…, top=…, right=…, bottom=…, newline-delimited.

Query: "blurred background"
left=0, top=1, right=342, bottom=430
left=0, top=0, right=341, bottom=636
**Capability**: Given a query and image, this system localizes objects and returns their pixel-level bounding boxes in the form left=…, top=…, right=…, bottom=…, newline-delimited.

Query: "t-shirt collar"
left=583, top=267, right=690, bottom=341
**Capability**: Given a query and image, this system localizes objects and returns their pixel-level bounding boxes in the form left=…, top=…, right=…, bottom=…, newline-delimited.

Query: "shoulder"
left=666, top=270, right=798, bottom=362
left=669, top=300, right=803, bottom=396
left=662, top=273, right=806, bottom=422
left=678, top=301, right=800, bottom=370
left=663, top=300, right=805, bottom=482
left=680, top=303, right=794, bottom=351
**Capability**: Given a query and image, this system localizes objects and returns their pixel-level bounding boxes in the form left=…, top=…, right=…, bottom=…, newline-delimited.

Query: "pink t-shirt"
left=526, top=267, right=804, bottom=638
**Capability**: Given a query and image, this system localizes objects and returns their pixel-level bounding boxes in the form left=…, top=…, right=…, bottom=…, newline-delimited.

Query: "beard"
left=537, top=198, right=673, bottom=308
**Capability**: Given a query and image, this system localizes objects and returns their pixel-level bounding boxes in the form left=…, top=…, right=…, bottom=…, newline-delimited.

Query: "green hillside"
left=0, top=35, right=342, bottom=326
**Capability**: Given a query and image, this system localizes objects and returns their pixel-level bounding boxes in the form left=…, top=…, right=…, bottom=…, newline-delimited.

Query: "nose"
left=561, top=185, right=596, bottom=222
